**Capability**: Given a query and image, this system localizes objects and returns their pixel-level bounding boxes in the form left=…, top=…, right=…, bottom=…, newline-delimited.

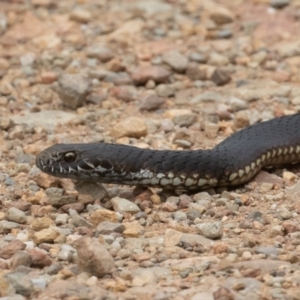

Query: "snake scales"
left=36, top=113, right=300, bottom=191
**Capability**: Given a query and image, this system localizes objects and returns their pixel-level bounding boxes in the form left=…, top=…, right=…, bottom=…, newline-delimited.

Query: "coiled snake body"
left=36, top=114, right=300, bottom=191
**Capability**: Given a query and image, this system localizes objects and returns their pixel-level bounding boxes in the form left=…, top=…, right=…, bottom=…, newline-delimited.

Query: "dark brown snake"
left=36, top=113, right=300, bottom=191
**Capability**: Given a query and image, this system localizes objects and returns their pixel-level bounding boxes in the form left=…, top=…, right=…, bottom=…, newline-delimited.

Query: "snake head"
left=35, top=143, right=115, bottom=181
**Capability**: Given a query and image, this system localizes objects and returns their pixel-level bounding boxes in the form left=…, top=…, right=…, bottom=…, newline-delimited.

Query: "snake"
left=35, top=113, right=300, bottom=191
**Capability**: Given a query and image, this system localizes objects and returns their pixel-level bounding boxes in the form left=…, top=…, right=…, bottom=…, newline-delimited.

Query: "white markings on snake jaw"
left=197, top=178, right=207, bottom=187
left=172, top=177, right=182, bottom=186
left=83, top=159, right=95, bottom=169
left=160, top=178, right=171, bottom=186
left=229, top=172, right=238, bottom=181
left=184, top=178, right=195, bottom=187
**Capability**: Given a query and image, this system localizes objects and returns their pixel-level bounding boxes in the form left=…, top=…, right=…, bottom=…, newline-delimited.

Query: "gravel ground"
left=1, top=0, right=300, bottom=299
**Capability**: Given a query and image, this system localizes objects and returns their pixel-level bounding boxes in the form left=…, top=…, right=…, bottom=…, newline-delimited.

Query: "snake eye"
left=64, top=152, right=76, bottom=163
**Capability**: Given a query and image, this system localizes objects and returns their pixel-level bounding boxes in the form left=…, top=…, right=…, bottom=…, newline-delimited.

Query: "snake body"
left=36, top=114, right=300, bottom=191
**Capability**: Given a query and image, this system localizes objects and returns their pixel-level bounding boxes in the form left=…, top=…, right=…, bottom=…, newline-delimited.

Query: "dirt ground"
left=1, top=0, right=300, bottom=299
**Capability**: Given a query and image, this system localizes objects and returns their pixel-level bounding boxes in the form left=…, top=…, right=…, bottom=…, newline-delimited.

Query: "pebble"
left=139, top=93, right=164, bottom=111
left=75, top=236, right=114, bottom=277
left=110, top=117, right=147, bottom=138
left=89, top=209, right=118, bottom=226
left=5, top=272, right=34, bottom=297
left=11, top=250, right=32, bottom=269
left=131, top=65, right=171, bottom=84
left=33, top=228, right=60, bottom=245
left=111, top=197, right=141, bottom=213
left=278, top=207, right=292, bottom=220
left=209, top=5, right=234, bottom=24
left=6, top=207, right=26, bottom=224
left=96, top=221, right=125, bottom=235
left=185, top=62, right=206, bottom=81
left=87, top=45, right=115, bottom=62
left=56, top=74, right=92, bottom=109
left=270, top=0, right=290, bottom=9
left=70, top=7, right=92, bottom=23
left=196, top=221, right=223, bottom=239
left=155, top=84, right=175, bottom=97
left=162, top=50, right=188, bottom=73
left=211, top=68, right=231, bottom=86
left=0, top=239, right=26, bottom=259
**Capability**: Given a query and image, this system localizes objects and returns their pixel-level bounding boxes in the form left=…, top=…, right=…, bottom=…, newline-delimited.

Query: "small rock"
left=186, top=210, right=201, bottom=221
left=0, top=83, right=13, bottom=95
left=283, top=171, right=296, bottom=182
left=196, top=221, right=223, bottom=239
left=270, top=0, right=290, bottom=9
left=185, top=63, right=206, bottom=80
left=46, top=187, right=77, bottom=207
left=56, top=73, right=92, bottom=109
left=5, top=272, right=33, bottom=297
left=211, top=68, right=231, bottom=86
left=6, top=207, right=26, bottom=224
left=40, top=71, right=57, bottom=84
left=110, top=117, right=147, bottom=138
left=110, top=85, right=138, bottom=102
left=0, top=116, right=14, bottom=130
left=155, top=84, right=175, bottom=97
left=33, top=228, right=60, bottom=244
left=213, top=286, right=234, bottom=300
left=70, top=7, right=92, bottom=23
left=247, top=211, right=266, bottom=224
left=189, top=51, right=207, bottom=63
left=173, top=211, right=187, bottom=222
left=227, top=96, right=248, bottom=111
left=270, top=225, right=284, bottom=237
left=0, top=239, right=26, bottom=259
left=89, top=209, right=118, bottom=226
left=111, top=197, right=141, bottom=214
left=131, top=65, right=171, bottom=84
left=70, top=215, right=93, bottom=228
left=213, top=241, right=228, bottom=254
left=87, top=45, right=115, bottom=62
left=162, top=50, right=188, bottom=73
left=11, top=250, right=32, bottom=269
left=57, top=245, right=76, bottom=262
left=139, top=93, right=164, bottom=111
left=209, top=6, right=234, bottom=24
left=96, top=221, right=125, bottom=235
left=30, top=216, right=53, bottom=231
left=122, top=221, right=144, bottom=237
left=75, top=236, right=114, bottom=277
left=234, top=110, right=250, bottom=128
left=278, top=206, right=292, bottom=220
left=0, top=220, right=20, bottom=234
left=27, top=248, right=52, bottom=267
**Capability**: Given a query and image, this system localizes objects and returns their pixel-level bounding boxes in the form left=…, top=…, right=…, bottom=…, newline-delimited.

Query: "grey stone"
left=6, top=207, right=26, bottom=224
left=46, top=187, right=76, bottom=207
left=155, top=84, right=175, bottom=97
left=5, top=272, right=33, bottom=297
left=96, top=221, right=126, bottom=235
left=139, top=94, right=164, bottom=111
left=86, top=45, right=115, bottom=62
left=111, top=197, right=141, bottom=213
left=196, top=221, right=223, bottom=239
left=56, top=73, right=92, bottom=109
left=75, top=236, right=114, bottom=277
left=162, top=50, right=188, bottom=72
